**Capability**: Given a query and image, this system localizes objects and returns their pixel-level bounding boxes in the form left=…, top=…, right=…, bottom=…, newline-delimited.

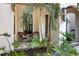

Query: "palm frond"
left=20, top=3, right=60, bottom=31
left=20, top=7, right=33, bottom=31
left=44, top=3, right=60, bottom=30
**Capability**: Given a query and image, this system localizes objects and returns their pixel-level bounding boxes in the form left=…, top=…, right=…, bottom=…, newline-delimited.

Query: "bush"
left=29, top=37, right=48, bottom=48
left=61, top=32, right=75, bottom=41
left=54, top=38, right=78, bottom=56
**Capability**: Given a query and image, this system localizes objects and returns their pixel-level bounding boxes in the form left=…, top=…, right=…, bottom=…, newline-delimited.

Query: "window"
left=26, top=15, right=33, bottom=34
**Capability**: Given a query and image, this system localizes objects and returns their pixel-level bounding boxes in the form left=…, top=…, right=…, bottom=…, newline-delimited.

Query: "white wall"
left=66, top=13, right=75, bottom=33
left=0, top=3, right=14, bottom=52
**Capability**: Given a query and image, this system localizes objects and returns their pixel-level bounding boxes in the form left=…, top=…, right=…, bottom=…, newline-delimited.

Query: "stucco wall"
left=15, top=4, right=26, bottom=40
left=0, top=4, right=14, bottom=52
left=75, top=13, right=79, bottom=41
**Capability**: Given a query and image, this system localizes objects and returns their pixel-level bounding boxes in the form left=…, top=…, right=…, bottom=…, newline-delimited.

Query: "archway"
left=66, top=6, right=79, bottom=41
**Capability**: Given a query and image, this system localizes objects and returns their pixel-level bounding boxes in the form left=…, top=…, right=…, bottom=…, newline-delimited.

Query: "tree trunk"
left=39, top=6, right=43, bottom=42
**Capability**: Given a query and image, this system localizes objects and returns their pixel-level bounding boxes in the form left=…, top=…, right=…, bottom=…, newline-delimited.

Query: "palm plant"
left=21, top=3, right=60, bottom=42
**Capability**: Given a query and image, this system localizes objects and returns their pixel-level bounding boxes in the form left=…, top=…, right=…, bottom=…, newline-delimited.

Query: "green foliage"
left=21, top=3, right=60, bottom=31
left=28, top=37, right=54, bottom=56
left=44, top=44, right=54, bottom=56
left=54, top=38, right=78, bottom=56
left=0, top=47, right=5, bottom=50
left=2, top=33, right=10, bottom=37
left=29, top=37, right=48, bottom=48
left=21, top=7, right=33, bottom=31
left=11, top=3, right=16, bottom=11
left=1, top=37, right=78, bottom=56
left=12, top=40, right=20, bottom=48
left=12, top=51, right=26, bottom=56
left=44, top=3, right=60, bottom=30
left=61, top=32, right=75, bottom=41
left=28, top=36, right=78, bottom=56
left=55, top=32, right=77, bottom=56
left=5, top=51, right=27, bottom=56
left=29, top=43, right=54, bottom=56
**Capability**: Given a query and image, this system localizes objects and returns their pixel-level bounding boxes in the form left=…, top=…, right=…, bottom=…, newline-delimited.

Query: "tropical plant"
left=21, top=3, right=60, bottom=42
left=54, top=38, right=78, bottom=56
left=45, top=43, right=55, bottom=56
left=12, top=40, right=20, bottom=48
left=29, top=37, right=48, bottom=48
left=21, top=8, right=32, bottom=33
left=61, top=32, right=75, bottom=41
left=28, top=37, right=55, bottom=56
left=32, top=44, right=54, bottom=56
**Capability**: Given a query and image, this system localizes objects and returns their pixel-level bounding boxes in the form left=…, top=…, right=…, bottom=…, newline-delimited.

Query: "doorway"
left=45, top=15, right=49, bottom=37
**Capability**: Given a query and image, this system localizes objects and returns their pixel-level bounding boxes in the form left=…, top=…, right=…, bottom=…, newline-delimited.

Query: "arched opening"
left=66, top=6, right=79, bottom=41
left=66, top=13, right=75, bottom=34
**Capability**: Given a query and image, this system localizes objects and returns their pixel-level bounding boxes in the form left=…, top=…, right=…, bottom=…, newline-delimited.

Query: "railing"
left=0, top=33, right=11, bottom=51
